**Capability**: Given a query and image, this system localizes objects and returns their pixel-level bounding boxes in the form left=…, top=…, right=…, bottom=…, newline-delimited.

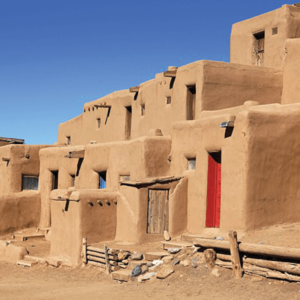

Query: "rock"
left=144, top=252, right=169, bottom=261
left=152, top=260, right=163, bottom=267
left=192, top=252, right=205, bottom=267
left=141, top=264, right=148, bottom=274
left=180, top=259, right=190, bottom=267
left=212, top=268, right=221, bottom=277
left=112, top=270, right=132, bottom=282
left=164, top=230, right=171, bottom=241
left=168, top=248, right=181, bottom=254
left=258, top=242, right=265, bottom=245
left=171, top=258, right=180, bottom=266
left=131, top=252, right=143, bottom=260
left=131, top=265, right=142, bottom=278
left=216, top=236, right=224, bottom=241
left=192, top=257, right=199, bottom=268
left=138, top=272, right=156, bottom=282
left=251, top=276, right=263, bottom=282
left=118, top=251, right=129, bottom=261
left=156, top=266, right=174, bottom=279
left=162, top=255, right=174, bottom=264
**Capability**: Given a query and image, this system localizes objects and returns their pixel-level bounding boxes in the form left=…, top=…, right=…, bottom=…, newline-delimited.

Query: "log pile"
left=82, top=239, right=131, bottom=272
left=195, top=231, right=300, bottom=283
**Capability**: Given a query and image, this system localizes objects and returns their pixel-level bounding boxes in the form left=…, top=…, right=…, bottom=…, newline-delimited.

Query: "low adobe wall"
left=0, top=191, right=41, bottom=235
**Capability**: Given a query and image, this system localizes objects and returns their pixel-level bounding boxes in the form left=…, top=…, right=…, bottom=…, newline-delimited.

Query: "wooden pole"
left=82, top=238, right=87, bottom=264
left=104, top=244, right=110, bottom=274
left=228, top=231, right=243, bottom=278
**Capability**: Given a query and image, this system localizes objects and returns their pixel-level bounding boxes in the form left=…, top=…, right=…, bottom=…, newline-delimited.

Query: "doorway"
left=206, top=152, right=221, bottom=228
left=147, top=189, right=169, bottom=234
left=253, top=31, right=265, bottom=66
left=186, top=85, right=196, bottom=120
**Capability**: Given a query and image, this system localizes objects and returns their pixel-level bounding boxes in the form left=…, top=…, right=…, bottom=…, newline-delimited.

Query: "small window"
left=70, top=175, right=75, bottom=187
left=66, top=136, right=71, bottom=146
left=272, top=27, right=278, bottom=35
left=120, top=175, right=130, bottom=182
left=22, top=175, right=39, bottom=190
left=98, top=171, right=107, bottom=189
left=97, top=118, right=101, bottom=129
left=186, top=85, right=196, bottom=120
left=51, top=170, right=59, bottom=190
left=166, top=97, right=172, bottom=104
left=141, top=104, right=145, bottom=116
left=187, top=158, right=196, bottom=170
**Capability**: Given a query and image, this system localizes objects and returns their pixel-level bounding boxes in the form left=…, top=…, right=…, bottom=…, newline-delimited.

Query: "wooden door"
left=206, top=154, right=221, bottom=228
left=147, top=189, right=169, bottom=234
left=186, top=85, right=196, bottom=120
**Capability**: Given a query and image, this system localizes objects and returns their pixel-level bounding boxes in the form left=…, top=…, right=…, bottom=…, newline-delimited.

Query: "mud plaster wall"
left=0, top=191, right=40, bottom=235
left=57, top=61, right=282, bottom=147
left=245, top=104, right=300, bottom=230
left=50, top=190, right=117, bottom=265
left=282, top=39, right=300, bottom=104
left=231, top=5, right=300, bottom=69
left=170, top=105, right=253, bottom=234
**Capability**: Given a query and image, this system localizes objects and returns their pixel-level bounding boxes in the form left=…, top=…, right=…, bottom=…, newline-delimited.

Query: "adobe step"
left=161, top=240, right=193, bottom=250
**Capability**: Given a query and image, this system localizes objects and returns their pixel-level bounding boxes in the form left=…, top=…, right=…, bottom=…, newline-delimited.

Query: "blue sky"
left=0, top=0, right=286, bottom=144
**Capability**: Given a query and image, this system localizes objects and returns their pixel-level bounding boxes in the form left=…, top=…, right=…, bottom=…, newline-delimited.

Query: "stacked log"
left=195, top=231, right=300, bottom=282
left=85, top=245, right=130, bottom=272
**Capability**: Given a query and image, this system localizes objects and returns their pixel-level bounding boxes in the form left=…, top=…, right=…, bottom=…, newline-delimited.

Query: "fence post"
left=228, top=231, right=243, bottom=278
left=104, top=244, right=111, bottom=274
left=82, top=238, right=87, bottom=264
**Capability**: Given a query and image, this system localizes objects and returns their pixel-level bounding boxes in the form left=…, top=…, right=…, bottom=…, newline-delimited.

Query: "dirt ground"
left=2, top=223, right=300, bottom=299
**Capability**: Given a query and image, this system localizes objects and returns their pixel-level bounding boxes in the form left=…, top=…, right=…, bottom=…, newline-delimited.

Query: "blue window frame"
left=22, top=175, right=39, bottom=190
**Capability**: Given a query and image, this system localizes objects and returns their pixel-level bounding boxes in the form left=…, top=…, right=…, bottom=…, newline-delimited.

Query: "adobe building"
left=2, top=4, right=300, bottom=266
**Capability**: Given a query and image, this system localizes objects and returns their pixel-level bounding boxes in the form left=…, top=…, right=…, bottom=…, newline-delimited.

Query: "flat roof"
left=0, top=137, right=25, bottom=144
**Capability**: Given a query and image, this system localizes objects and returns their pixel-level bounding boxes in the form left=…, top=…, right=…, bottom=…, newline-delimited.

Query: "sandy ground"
left=2, top=223, right=300, bottom=299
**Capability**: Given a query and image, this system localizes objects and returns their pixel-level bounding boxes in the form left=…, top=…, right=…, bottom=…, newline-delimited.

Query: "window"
left=51, top=171, right=59, bottom=190
left=253, top=31, right=265, bottom=66
left=166, top=96, right=172, bottom=105
left=272, top=27, right=278, bottom=35
left=187, top=158, right=196, bottom=170
left=22, top=175, right=39, bottom=190
left=186, top=85, right=196, bottom=120
left=120, top=175, right=130, bottom=182
left=66, top=136, right=71, bottom=146
left=98, top=171, right=107, bottom=189
left=97, top=118, right=101, bottom=129
left=125, top=106, right=132, bottom=140
left=141, top=104, right=145, bottom=116
left=70, top=175, right=75, bottom=187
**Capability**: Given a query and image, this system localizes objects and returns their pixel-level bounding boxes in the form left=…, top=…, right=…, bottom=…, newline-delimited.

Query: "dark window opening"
left=187, top=158, right=196, bottom=170
left=125, top=106, right=132, bottom=140
left=272, top=27, right=278, bottom=35
left=141, top=104, right=145, bottom=116
left=225, top=127, right=234, bottom=138
left=97, top=118, right=101, bottom=129
left=51, top=171, right=59, bottom=190
left=209, top=151, right=221, bottom=164
left=22, top=175, right=39, bottom=190
left=186, top=85, right=196, bottom=120
left=66, top=136, right=71, bottom=146
left=70, top=175, right=75, bottom=187
left=134, top=92, right=139, bottom=101
left=253, top=31, right=265, bottom=66
left=98, top=171, right=107, bottom=189
left=166, top=97, right=172, bottom=105
left=169, top=77, right=175, bottom=89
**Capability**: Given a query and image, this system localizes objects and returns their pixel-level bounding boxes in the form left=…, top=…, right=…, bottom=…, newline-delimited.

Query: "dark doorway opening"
left=51, top=171, right=59, bottom=190
left=253, top=31, right=265, bottom=66
left=186, top=85, right=196, bottom=120
left=125, top=106, right=132, bottom=140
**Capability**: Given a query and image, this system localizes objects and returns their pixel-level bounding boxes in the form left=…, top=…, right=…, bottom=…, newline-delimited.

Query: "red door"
left=206, top=154, right=221, bottom=228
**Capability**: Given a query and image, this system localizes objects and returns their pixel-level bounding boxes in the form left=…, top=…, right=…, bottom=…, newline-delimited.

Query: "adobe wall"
left=170, top=102, right=255, bottom=235
left=231, top=5, right=300, bottom=69
left=0, top=145, right=48, bottom=195
left=282, top=38, right=300, bottom=104
left=0, top=191, right=40, bottom=235
left=245, top=104, right=300, bottom=230
left=57, top=61, right=282, bottom=146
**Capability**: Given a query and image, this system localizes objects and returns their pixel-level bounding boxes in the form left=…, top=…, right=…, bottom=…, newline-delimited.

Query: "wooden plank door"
left=147, top=189, right=169, bottom=234
left=206, top=154, right=221, bottom=228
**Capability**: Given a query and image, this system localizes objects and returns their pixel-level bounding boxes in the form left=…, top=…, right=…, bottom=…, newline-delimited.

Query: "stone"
left=141, top=264, right=148, bottom=274
left=162, top=255, right=174, bottom=264
left=17, top=260, right=38, bottom=267
left=144, top=252, right=169, bottom=261
left=156, top=266, right=174, bottom=279
left=111, top=270, right=132, bottom=282
left=180, top=259, right=190, bottom=267
left=131, top=252, right=143, bottom=260
left=152, top=260, right=163, bottom=267
left=131, top=265, right=142, bottom=278
left=192, top=257, right=199, bottom=268
left=171, top=258, right=180, bottom=266
left=118, top=251, right=129, bottom=261
left=168, top=248, right=181, bottom=254
left=138, top=272, right=156, bottom=282
left=212, top=268, right=221, bottom=277
left=164, top=230, right=171, bottom=241
left=216, top=236, right=224, bottom=241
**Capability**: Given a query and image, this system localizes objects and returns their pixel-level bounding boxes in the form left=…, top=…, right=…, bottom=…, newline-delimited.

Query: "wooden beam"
left=129, top=86, right=139, bottom=93
left=68, top=150, right=85, bottom=159
left=82, top=238, right=87, bottom=264
left=2, top=158, right=10, bottom=162
left=163, top=70, right=177, bottom=77
left=228, top=231, right=243, bottom=278
left=94, top=104, right=111, bottom=108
